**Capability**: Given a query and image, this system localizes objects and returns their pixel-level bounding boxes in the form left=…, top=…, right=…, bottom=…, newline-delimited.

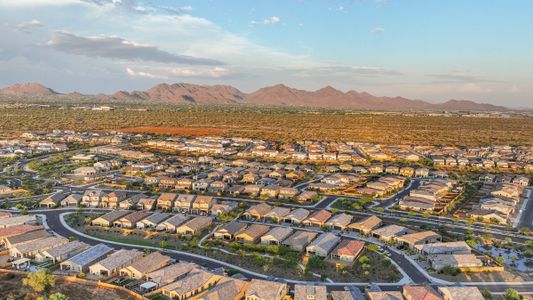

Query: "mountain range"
left=0, top=82, right=507, bottom=111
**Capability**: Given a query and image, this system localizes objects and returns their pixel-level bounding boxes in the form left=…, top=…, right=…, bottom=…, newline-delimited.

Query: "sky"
left=0, top=0, right=532, bottom=107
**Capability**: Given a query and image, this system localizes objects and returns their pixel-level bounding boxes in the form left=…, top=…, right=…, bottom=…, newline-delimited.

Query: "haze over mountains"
left=0, top=82, right=507, bottom=111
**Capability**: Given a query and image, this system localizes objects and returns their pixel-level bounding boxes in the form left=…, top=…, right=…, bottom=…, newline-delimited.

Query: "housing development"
left=0, top=129, right=531, bottom=300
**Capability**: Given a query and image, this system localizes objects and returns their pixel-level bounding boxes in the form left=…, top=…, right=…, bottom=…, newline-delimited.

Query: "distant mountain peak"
left=0, top=82, right=58, bottom=96
left=0, top=81, right=509, bottom=111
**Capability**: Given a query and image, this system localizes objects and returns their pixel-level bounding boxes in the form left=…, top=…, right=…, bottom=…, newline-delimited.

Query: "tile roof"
left=146, top=262, right=195, bottom=286
left=5, top=229, right=50, bottom=246
left=0, top=224, right=43, bottom=239
left=245, top=279, right=286, bottom=300
left=283, top=231, right=317, bottom=248
left=437, top=287, right=484, bottom=300
left=403, top=285, right=443, bottom=300
left=294, top=284, right=327, bottom=300
left=43, top=241, right=89, bottom=258
left=308, top=233, right=341, bottom=253
left=124, top=251, right=170, bottom=274
left=332, top=239, right=365, bottom=257
left=93, top=249, right=142, bottom=271
left=161, top=269, right=217, bottom=295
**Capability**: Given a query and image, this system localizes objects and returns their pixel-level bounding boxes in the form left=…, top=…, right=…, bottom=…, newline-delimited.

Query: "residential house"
left=119, top=252, right=170, bottom=279
left=89, top=249, right=143, bottom=277
left=118, top=194, right=144, bottom=209
left=329, top=239, right=365, bottom=264
left=325, top=213, right=352, bottom=230
left=91, top=210, right=131, bottom=227
left=211, top=202, right=237, bottom=217
left=10, top=236, right=69, bottom=258
left=278, top=187, right=298, bottom=199
left=402, top=285, right=443, bottom=300
left=282, top=231, right=318, bottom=252
left=192, top=195, right=215, bottom=214
left=160, top=269, right=220, bottom=300
left=331, top=290, right=363, bottom=300
left=264, top=207, right=291, bottom=223
left=243, top=184, right=262, bottom=196
left=156, top=214, right=189, bottom=233
left=437, top=287, right=484, bottom=300
left=113, top=211, right=151, bottom=228
left=235, top=224, right=270, bottom=244
left=176, top=216, right=213, bottom=236
left=175, top=178, right=194, bottom=190
left=159, top=177, right=177, bottom=189
left=367, top=292, right=403, bottom=300
left=0, top=225, right=43, bottom=245
left=145, top=262, right=195, bottom=288
left=306, top=233, right=341, bottom=257
left=0, top=215, right=38, bottom=228
left=415, top=241, right=471, bottom=256
left=197, top=277, right=248, bottom=300
left=245, top=279, right=287, bottom=300
left=101, top=191, right=127, bottom=208
left=4, top=230, right=51, bottom=249
left=60, top=194, right=82, bottom=207
left=35, top=241, right=89, bottom=263
left=372, top=224, right=411, bottom=242
left=243, top=203, right=272, bottom=220
left=214, top=221, right=247, bottom=241
left=294, top=285, right=327, bottom=300
left=303, top=210, right=332, bottom=227
left=260, top=185, right=280, bottom=198
left=137, top=196, right=157, bottom=210
left=157, top=193, right=178, bottom=210
left=174, top=194, right=196, bottom=212
left=396, top=231, right=442, bottom=249
left=59, top=244, right=114, bottom=273
left=260, top=227, right=293, bottom=245
left=347, top=215, right=382, bottom=235
left=39, top=193, right=66, bottom=208
left=282, top=208, right=310, bottom=224
left=136, top=213, right=172, bottom=230
left=81, top=189, right=106, bottom=207
left=297, top=191, right=318, bottom=203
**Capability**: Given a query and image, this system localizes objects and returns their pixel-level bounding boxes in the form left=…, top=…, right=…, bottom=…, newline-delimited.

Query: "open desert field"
left=1, top=106, right=532, bottom=146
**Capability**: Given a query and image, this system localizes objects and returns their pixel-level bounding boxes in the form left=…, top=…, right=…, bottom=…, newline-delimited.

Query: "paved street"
left=516, top=189, right=533, bottom=230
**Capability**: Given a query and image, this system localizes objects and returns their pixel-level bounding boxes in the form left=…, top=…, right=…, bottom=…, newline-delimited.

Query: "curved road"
left=30, top=209, right=533, bottom=294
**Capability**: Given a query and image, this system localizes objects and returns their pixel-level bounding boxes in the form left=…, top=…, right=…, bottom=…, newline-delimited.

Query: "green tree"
left=307, top=255, right=324, bottom=270
left=367, top=244, right=379, bottom=252
left=22, top=269, right=55, bottom=294
left=358, top=255, right=370, bottom=264
left=503, top=288, right=521, bottom=300
left=480, top=288, right=492, bottom=299
left=158, top=240, right=168, bottom=248
left=518, top=227, right=530, bottom=234
left=49, top=293, right=70, bottom=300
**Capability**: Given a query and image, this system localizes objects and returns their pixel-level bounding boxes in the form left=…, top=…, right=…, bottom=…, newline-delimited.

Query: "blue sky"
left=0, top=0, right=532, bottom=107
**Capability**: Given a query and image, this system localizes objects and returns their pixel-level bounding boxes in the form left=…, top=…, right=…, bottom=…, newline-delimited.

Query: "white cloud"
left=126, top=66, right=231, bottom=79
left=46, top=31, right=224, bottom=65
left=14, top=19, right=43, bottom=33
left=179, top=5, right=192, bottom=13
left=0, top=0, right=78, bottom=6
left=251, top=16, right=281, bottom=26
left=126, top=67, right=166, bottom=79
left=371, top=27, right=385, bottom=34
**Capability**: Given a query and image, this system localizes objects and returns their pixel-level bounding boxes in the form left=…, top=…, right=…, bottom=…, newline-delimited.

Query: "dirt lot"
left=431, top=269, right=530, bottom=283
left=0, top=272, right=138, bottom=300
left=119, top=126, right=227, bottom=136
